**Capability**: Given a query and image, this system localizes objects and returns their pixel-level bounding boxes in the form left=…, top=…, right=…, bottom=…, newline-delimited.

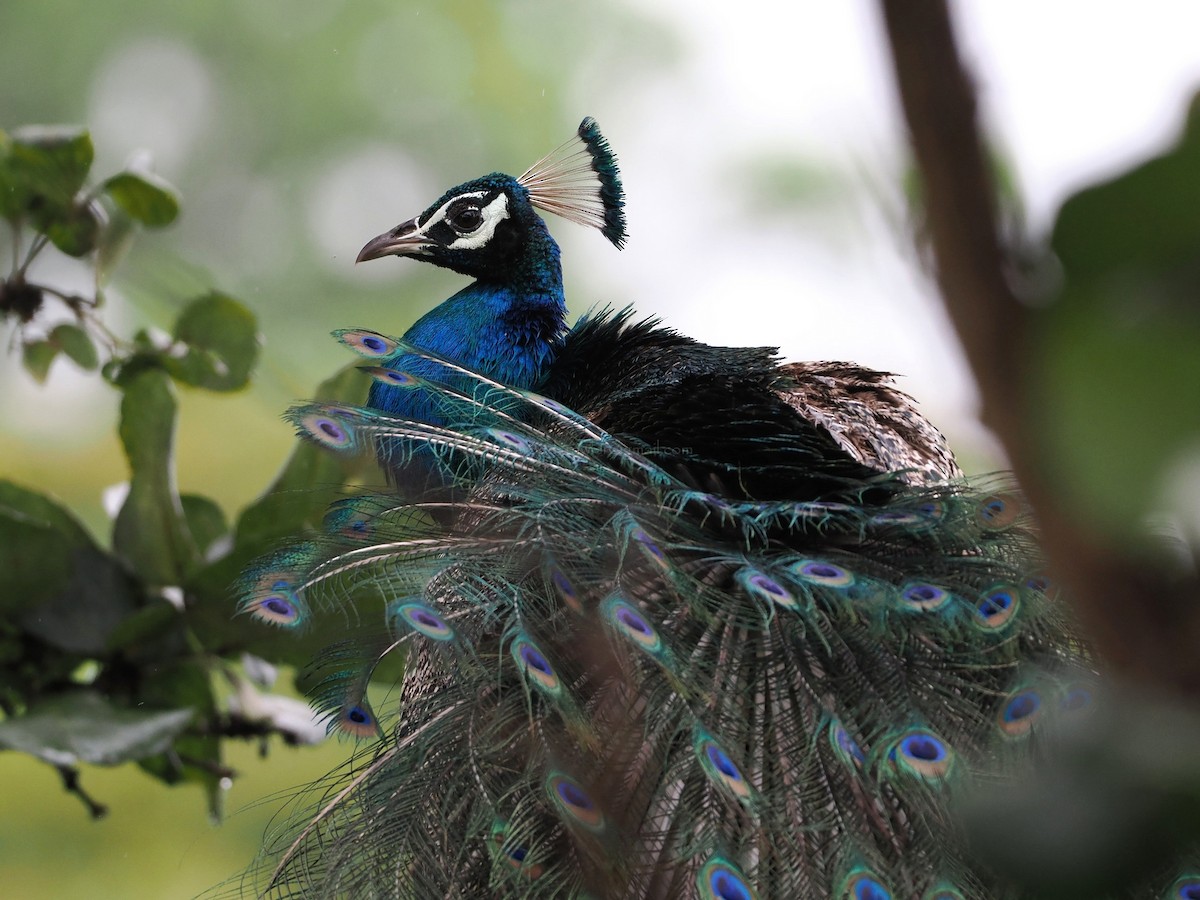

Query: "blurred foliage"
left=1, top=1, right=1198, bottom=897
left=949, top=96, right=1200, bottom=897
left=0, top=124, right=369, bottom=828
left=0, top=3, right=673, bottom=897
left=0, top=0, right=674, bottom=536
left=1035, top=98, right=1200, bottom=535
left=964, top=687, right=1200, bottom=899
left=0, top=126, right=179, bottom=375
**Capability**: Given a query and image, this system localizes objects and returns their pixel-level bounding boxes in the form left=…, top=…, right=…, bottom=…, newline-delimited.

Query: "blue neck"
left=368, top=228, right=566, bottom=421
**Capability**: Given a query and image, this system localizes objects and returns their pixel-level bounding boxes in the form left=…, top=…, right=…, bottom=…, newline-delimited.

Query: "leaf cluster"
left=0, top=126, right=365, bottom=818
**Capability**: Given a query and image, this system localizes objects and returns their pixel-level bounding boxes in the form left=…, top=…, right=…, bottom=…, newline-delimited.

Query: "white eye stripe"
left=446, top=193, right=509, bottom=250
left=415, top=189, right=489, bottom=232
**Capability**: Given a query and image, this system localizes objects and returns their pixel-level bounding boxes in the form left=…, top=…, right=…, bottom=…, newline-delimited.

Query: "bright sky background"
left=577, top=0, right=1200, bottom=458
left=6, top=1, right=1200, bottom=466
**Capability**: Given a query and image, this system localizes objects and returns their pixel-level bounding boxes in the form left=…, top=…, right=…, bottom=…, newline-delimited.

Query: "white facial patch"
left=408, top=190, right=510, bottom=252
left=446, top=192, right=509, bottom=251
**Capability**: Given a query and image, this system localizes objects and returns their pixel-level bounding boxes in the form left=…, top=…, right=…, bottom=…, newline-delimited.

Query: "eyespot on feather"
left=323, top=502, right=375, bottom=541
left=790, top=559, right=856, bottom=589
left=696, top=856, right=759, bottom=900
left=1059, top=684, right=1095, bottom=714
left=489, top=821, right=544, bottom=879
left=390, top=599, right=455, bottom=642
left=247, top=587, right=303, bottom=627
left=333, top=701, right=379, bottom=739
left=975, top=585, right=1020, bottom=630
left=736, top=566, right=796, bottom=610
left=1023, top=570, right=1060, bottom=600
left=976, top=492, right=1021, bottom=529
left=889, top=730, right=953, bottom=780
left=601, top=595, right=664, bottom=656
left=916, top=499, right=948, bottom=521
left=487, top=428, right=532, bottom=454
left=629, top=526, right=669, bottom=570
left=997, top=688, right=1043, bottom=737
left=545, top=772, right=605, bottom=832
left=334, top=328, right=399, bottom=358
left=547, top=564, right=583, bottom=613
left=362, top=366, right=422, bottom=389
left=1168, top=876, right=1200, bottom=899
left=839, top=869, right=893, bottom=900
left=694, top=728, right=753, bottom=803
left=296, top=407, right=358, bottom=452
left=511, top=635, right=562, bottom=694
left=899, top=582, right=951, bottom=612
left=521, top=390, right=573, bottom=416
left=829, top=720, right=865, bottom=767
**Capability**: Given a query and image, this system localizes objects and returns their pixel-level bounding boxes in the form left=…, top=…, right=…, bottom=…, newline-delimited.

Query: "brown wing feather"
left=776, top=361, right=962, bottom=484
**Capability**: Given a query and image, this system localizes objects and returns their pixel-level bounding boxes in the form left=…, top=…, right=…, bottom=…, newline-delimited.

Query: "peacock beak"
left=356, top=218, right=435, bottom=262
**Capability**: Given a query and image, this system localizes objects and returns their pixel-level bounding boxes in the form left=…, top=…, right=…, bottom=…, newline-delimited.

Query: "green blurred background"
left=0, top=4, right=679, bottom=896
left=3, top=1, right=1200, bottom=896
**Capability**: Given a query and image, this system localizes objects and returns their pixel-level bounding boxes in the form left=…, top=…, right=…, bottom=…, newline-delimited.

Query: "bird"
left=233, top=119, right=1190, bottom=898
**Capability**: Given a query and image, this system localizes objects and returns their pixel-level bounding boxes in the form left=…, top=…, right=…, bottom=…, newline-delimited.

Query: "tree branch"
left=877, top=0, right=1200, bottom=694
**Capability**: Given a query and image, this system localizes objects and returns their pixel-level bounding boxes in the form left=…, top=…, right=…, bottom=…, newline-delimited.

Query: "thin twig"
left=18, top=232, right=49, bottom=277
left=8, top=220, right=19, bottom=279
left=55, top=764, right=108, bottom=820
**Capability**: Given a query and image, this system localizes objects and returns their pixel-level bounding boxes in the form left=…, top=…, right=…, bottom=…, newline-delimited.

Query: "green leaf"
left=164, top=292, right=260, bottom=392
left=135, top=662, right=222, bottom=816
left=235, top=363, right=369, bottom=547
left=185, top=364, right=369, bottom=666
left=0, top=513, right=70, bottom=615
left=0, top=481, right=140, bottom=651
left=1034, top=287, right=1200, bottom=529
left=0, top=480, right=95, bottom=545
left=0, top=126, right=93, bottom=221
left=42, top=200, right=99, bottom=257
left=1037, top=103, right=1200, bottom=530
left=0, top=129, right=98, bottom=257
left=0, top=691, right=193, bottom=767
left=112, top=368, right=198, bottom=585
left=11, top=126, right=93, bottom=195
left=181, top=494, right=229, bottom=559
left=94, top=208, right=137, bottom=285
left=49, top=323, right=99, bottom=370
left=1052, top=128, right=1200, bottom=285
left=102, top=171, right=180, bottom=228
left=104, top=599, right=181, bottom=655
left=0, top=480, right=88, bottom=616
left=20, top=544, right=141, bottom=654
left=21, top=339, right=57, bottom=382
left=0, top=129, right=15, bottom=218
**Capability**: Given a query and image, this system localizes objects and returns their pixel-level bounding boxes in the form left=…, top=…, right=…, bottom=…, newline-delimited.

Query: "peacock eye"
left=448, top=204, right=484, bottom=233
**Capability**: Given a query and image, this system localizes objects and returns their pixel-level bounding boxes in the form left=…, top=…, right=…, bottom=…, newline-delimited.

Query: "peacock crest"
left=518, top=116, right=627, bottom=248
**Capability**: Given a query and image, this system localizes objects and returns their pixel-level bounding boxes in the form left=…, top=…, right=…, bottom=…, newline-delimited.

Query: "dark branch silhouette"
left=878, top=0, right=1200, bottom=694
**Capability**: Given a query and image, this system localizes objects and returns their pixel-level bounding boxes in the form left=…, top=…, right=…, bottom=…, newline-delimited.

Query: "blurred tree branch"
left=877, top=0, right=1200, bottom=694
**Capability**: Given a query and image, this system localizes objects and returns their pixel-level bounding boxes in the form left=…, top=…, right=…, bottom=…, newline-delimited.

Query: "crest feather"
left=518, top=117, right=627, bottom=249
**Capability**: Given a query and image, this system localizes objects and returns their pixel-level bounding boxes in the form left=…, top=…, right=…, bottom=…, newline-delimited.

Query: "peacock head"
left=356, top=118, right=627, bottom=282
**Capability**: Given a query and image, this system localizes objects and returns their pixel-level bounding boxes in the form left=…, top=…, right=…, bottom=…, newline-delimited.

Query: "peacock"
left=235, top=119, right=1193, bottom=899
